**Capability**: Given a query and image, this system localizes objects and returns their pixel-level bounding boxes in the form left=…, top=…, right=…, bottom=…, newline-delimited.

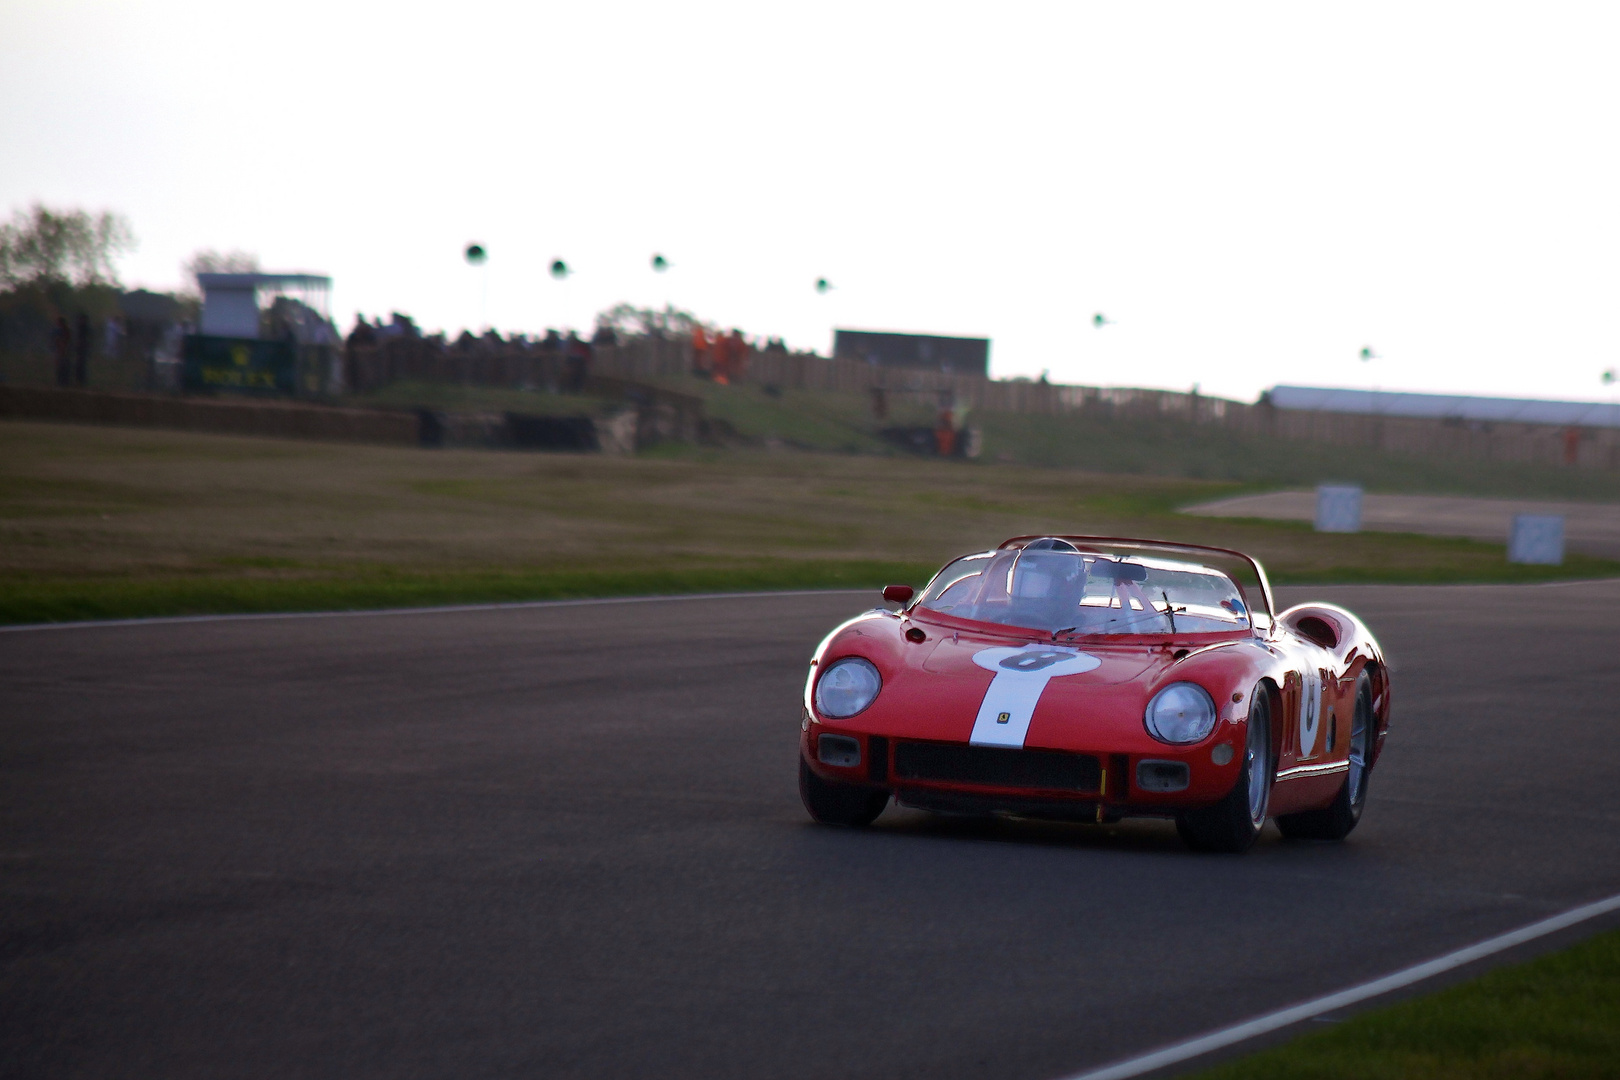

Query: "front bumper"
left=801, top=722, right=1241, bottom=818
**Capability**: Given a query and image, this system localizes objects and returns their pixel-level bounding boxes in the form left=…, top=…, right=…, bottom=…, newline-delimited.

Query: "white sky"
left=3, top=1, right=1618, bottom=403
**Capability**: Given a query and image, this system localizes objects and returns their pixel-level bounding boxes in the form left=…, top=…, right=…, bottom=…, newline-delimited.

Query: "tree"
left=0, top=204, right=135, bottom=288
left=183, top=248, right=259, bottom=287
left=596, top=302, right=702, bottom=339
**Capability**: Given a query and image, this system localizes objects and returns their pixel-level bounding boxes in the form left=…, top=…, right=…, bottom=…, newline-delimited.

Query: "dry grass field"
left=3, top=419, right=1616, bottom=623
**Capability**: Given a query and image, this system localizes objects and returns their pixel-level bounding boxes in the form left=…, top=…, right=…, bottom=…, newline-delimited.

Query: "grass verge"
left=4, top=419, right=1618, bottom=625
left=1187, top=926, right=1620, bottom=1080
left=0, top=559, right=935, bottom=625
left=4, top=546, right=1612, bottom=626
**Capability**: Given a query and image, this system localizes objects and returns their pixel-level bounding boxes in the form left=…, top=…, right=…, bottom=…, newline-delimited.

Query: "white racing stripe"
left=969, top=671, right=1053, bottom=748
left=1058, top=890, right=1620, bottom=1080
left=968, top=646, right=1100, bottom=748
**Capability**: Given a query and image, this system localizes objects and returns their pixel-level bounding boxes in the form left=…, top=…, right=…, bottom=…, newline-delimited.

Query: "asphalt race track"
left=5, top=582, right=1620, bottom=1080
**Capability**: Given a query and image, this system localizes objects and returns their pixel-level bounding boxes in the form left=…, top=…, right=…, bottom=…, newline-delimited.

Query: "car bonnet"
left=919, top=631, right=1162, bottom=685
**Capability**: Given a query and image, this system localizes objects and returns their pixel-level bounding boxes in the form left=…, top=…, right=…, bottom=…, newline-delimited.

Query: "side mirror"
left=882, top=584, right=915, bottom=604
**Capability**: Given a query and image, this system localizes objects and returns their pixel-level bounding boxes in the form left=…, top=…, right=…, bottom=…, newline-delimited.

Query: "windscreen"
left=916, top=549, right=1252, bottom=636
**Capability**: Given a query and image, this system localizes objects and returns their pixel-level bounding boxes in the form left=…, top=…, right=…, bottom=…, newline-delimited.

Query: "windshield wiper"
left=1160, top=590, right=1186, bottom=634
left=1051, top=626, right=1079, bottom=641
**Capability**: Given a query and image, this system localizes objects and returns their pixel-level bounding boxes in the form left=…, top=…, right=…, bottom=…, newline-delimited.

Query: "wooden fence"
left=15, top=333, right=1607, bottom=470
left=344, top=334, right=1620, bottom=470
left=346, top=334, right=1235, bottom=421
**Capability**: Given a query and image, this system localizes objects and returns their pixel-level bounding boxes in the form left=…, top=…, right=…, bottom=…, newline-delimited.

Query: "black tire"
left=799, top=755, right=889, bottom=827
left=1277, top=672, right=1374, bottom=841
left=1176, top=684, right=1273, bottom=853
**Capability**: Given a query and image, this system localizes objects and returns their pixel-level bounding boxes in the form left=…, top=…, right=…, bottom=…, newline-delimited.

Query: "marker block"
left=1508, top=514, right=1565, bottom=565
left=1314, top=484, right=1363, bottom=533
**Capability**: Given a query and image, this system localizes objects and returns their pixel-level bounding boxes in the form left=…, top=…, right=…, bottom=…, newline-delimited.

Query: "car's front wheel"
left=1176, top=684, right=1273, bottom=853
left=799, top=756, right=889, bottom=827
left=1277, top=671, right=1374, bottom=841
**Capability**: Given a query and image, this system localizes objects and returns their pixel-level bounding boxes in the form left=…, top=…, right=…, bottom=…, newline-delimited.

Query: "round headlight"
left=1145, top=682, right=1218, bottom=744
left=815, top=657, right=882, bottom=718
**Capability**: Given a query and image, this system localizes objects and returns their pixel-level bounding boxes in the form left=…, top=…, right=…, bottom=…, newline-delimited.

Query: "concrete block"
left=1314, top=484, right=1364, bottom=533
left=1508, top=514, right=1565, bottom=564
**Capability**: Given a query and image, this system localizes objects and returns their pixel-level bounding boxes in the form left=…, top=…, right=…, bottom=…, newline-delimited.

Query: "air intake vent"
left=817, top=734, right=861, bottom=768
left=1136, top=759, right=1190, bottom=793
left=893, top=742, right=1101, bottom=792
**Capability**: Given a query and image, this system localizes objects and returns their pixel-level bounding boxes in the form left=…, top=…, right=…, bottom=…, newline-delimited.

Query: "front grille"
left=1111, top=753, right=1131, bottom=800
left=893, top=741, right=1101, bottom=792
left=868, top=736, right=889, bottom=784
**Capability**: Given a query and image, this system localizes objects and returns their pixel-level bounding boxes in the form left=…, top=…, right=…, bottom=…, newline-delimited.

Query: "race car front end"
left=799, top=608, right=1266, bottom=826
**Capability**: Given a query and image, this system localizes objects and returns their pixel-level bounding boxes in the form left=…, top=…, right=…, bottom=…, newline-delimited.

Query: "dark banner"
left=832, top=330, right=990, bottom=376
left=182, top=335, right=297, bottom=396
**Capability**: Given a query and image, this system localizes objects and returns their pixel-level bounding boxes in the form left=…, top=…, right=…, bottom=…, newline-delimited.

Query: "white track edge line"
left=0, top=588, right=877, bottom=634
left=1059, top=890, right=1620, bottom=1080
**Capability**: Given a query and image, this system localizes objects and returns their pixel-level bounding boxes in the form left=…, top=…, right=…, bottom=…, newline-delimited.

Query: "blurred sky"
left=3, top=1, right=1618, bottom=403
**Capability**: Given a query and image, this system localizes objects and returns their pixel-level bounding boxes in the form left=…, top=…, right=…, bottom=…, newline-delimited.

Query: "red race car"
left=799, top=536, right=1391, bottom=852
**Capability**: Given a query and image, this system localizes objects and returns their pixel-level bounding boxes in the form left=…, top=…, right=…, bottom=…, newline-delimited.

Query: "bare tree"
left=0, top=204, right=135, bottom=288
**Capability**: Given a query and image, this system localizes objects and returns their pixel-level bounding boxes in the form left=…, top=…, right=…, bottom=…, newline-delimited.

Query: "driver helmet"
left=1011, top=539, right=1086, bottom=610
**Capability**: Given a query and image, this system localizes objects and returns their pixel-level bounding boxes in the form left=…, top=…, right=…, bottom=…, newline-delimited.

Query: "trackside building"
left=832, top=330, right=990, bottom=377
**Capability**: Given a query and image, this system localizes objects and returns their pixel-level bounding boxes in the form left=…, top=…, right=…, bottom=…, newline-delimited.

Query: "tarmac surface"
left=1182, top=490, right=1620, bottom=558
left=4, top=582, right=1620, bottom=1080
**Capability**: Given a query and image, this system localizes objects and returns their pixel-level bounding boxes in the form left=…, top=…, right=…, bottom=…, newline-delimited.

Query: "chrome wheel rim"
left=1347, top=693, right=1371, bottom=808
left=1246, top=699, right=1269, bottom=824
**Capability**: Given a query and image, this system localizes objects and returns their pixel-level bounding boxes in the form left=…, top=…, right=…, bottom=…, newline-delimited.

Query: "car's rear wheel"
left=799, top=756, right=889, bottom=827
left=1277, top=672, right=1374, bottom=841
left=1176, top=684, right=1273, bottom=853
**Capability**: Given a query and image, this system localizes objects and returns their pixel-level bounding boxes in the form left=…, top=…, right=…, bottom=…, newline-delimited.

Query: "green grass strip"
left=0, top=560, right=938, bottom=625
left=4, top=552, right=1617, bottom=626
left=1187, top=927, right=1620, bottom=1080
